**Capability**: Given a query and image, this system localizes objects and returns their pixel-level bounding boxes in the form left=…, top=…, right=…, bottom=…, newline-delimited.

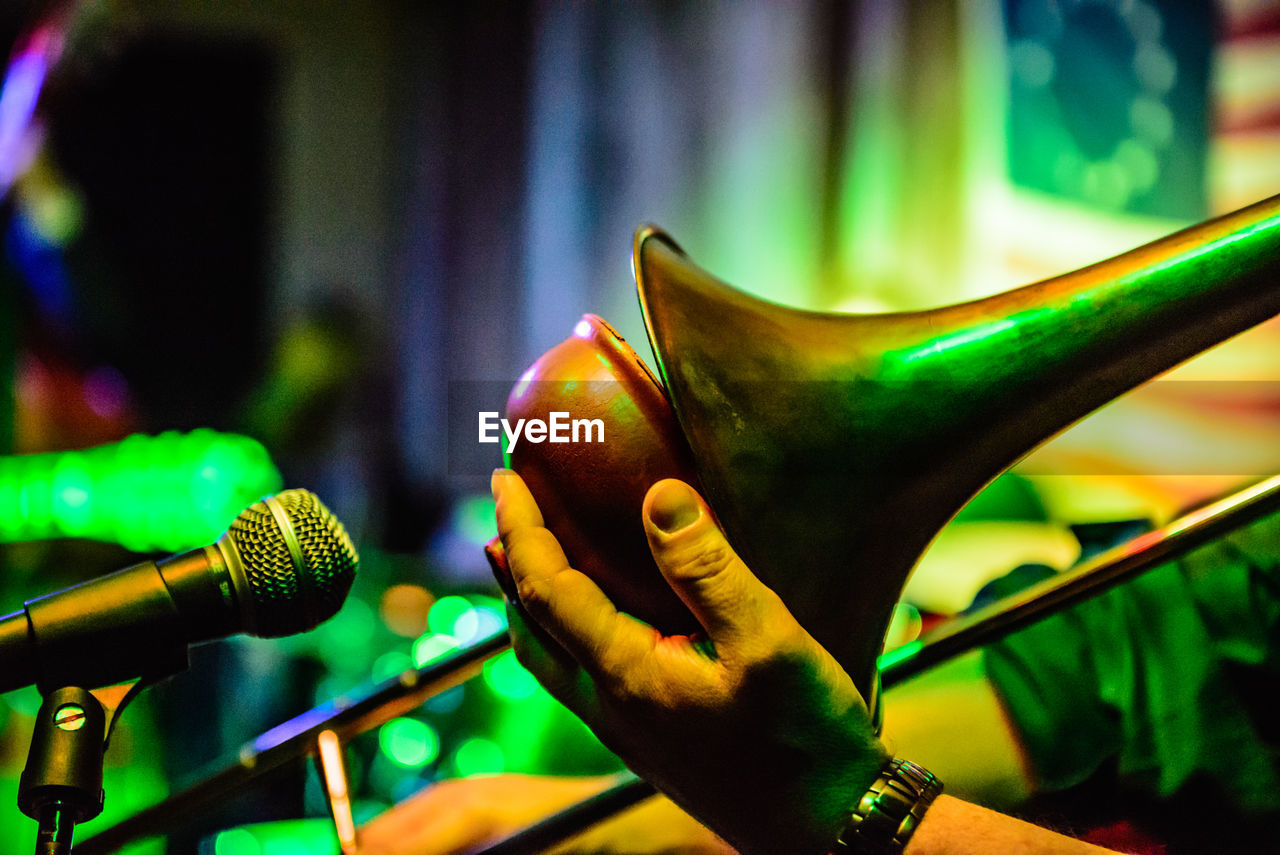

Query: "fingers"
left=642, top=479, right=794, bottom=648
left=492, top=469, right=657, bottom=682
left=484, top=537, right=517, bottom=602
left=505, top=601, right=598, bottom=721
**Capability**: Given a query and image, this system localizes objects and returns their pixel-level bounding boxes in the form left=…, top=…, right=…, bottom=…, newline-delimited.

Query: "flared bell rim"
left=633, top=225, right=683, bottom=379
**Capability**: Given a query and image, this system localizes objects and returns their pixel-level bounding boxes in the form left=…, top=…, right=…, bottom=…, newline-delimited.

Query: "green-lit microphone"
left=0, top=489, right=358, bottom=694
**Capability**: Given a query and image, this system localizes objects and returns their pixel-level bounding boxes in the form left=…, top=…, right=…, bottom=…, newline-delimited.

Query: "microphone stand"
left=20, top=687, right=105, bottom=855
left=15, top=625, right=185, bottom=855
left=76, top=629, right=509, bottom=854
left=18, top=683, right=139, bottom=855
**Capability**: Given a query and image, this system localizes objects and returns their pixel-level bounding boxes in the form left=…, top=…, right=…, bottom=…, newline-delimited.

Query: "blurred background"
left=1, top=0, right=1278, bottom=852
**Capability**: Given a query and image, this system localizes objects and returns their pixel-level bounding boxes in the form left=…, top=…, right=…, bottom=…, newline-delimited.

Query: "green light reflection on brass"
left=1136, top=211, right=1280, bottom=279
left=899, top=319, right=1017, bottom=363
left=876, top=639, right=923, bottom=672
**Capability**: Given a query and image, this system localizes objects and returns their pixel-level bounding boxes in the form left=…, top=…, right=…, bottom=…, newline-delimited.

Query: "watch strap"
left=831, top=758, right=942, bottom=854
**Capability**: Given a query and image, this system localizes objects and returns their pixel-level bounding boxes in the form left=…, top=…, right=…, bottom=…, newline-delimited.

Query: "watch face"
left=1003, top=0, right=1213, bottom=219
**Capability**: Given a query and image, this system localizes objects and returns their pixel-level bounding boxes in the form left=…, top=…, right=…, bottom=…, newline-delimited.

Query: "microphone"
left=0, top=489, right=358, bottom=693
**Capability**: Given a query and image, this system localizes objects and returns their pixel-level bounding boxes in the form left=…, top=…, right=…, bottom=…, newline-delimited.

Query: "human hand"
left=358, top=773, right=735, bottom=855
left=491, top=470, right=888, bottom=855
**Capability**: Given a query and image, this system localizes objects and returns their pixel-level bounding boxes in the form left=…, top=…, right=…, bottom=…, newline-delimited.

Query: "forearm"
left=621, top=791, right=1119, bottom=855
left=906, top=796, right=1119, bottom=854
left=879, top=651, right=1034, bottom=811
left=549, top=793, right=737, bottom=855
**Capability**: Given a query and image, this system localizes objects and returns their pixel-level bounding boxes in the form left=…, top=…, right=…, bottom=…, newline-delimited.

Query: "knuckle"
left=770, top=615, right=814, bottom=660
left=548, top=566, right=583, bottom=599
left=514, top=576, right=546, bottom=611
left=669, top=540, right=736, bottom=581
left=733, top=620, right=812, bottom=676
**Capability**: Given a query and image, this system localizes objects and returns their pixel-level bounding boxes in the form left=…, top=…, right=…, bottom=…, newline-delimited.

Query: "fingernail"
left=648, top=479, right=702, bottom=534
left=491, top=468, right=512, bottom=500
left=484, top=537, right=517, bottom=601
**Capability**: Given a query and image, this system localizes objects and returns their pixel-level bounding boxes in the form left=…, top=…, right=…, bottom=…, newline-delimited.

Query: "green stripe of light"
left=876, top=639, right=923, bottom=672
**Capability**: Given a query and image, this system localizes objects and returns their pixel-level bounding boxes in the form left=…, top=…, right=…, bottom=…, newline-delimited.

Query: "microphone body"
left=0, top=489, right=357, bottom=694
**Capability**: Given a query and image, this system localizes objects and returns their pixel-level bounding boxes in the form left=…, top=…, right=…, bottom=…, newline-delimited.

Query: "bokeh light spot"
left=1010, top=39, right=1054, bottom=88
left=372, top=650, right=414, bottom=683
left=379, top=718, right=440, bottom=769
left=322, top=597, right=375, bottom=652
left=428, top=596, right=473, bottom=635
left=214, top=829, right=261, bottom=855
left=482, top=649, right=541, bottom=701
left=1129, top=96, right=1173, bottom=147
left=1133, top=43, right=1176, bottom=95
left=451, top=495, right=498, bottom=546
left=425, top=684, right=466, bottom=714
left=379, top=584, right=434, bottom=638
left=412, top=632, right=460, bottom=668
left=452, top=737, right=505, bottom=777
left=451, top=604, right=505, bottom=645
left=1112, top=139, right=1159, bottom=193
left=1081, top=160, right=1131, bottom=209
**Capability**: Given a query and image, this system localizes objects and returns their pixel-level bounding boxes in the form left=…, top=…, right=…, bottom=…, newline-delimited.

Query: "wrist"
left=829, top=758, right=943, bottom=855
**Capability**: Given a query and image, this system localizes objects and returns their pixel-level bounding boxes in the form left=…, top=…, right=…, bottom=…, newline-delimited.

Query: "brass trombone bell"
left=623, top=196, right=1280, bottom=703
left=497, top=196, right=1280, bottom=708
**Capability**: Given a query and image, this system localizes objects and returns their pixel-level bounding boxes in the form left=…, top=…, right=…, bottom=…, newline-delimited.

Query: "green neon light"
left=0, top=429, right=281, bottom=551
left=490, top=680, right=557, bottom=771
left=318, top=597, right=375, bottom=655
left=453, top=494, right=497, bottom=545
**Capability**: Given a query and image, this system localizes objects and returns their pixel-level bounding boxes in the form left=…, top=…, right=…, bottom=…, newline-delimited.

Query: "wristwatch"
left=831, top=758, right=942, bottom=854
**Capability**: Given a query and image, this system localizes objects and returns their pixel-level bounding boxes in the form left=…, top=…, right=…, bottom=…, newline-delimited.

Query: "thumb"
left=642, top=479, right=787, bottom=644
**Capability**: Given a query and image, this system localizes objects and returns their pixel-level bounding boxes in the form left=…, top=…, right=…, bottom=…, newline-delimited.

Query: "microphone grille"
left=226, top=489, right=359, bottom=637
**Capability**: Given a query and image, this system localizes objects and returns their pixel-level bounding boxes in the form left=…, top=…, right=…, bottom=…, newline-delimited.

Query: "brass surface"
left=635, top=196, right=1280, bottom=701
